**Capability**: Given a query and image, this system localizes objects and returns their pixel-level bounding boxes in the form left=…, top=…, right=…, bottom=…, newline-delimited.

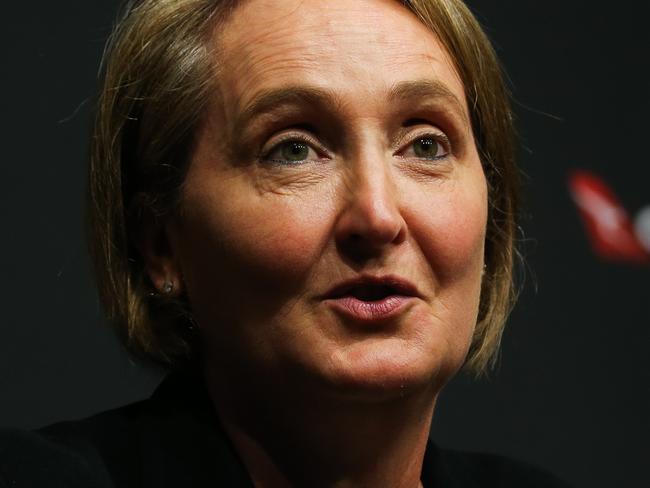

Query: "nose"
left=334, top=154, right=407, bottom=259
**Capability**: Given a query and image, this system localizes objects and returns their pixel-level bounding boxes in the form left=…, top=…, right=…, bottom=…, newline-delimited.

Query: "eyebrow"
left=232, top=86, right=343, bottom=136
left=387, top=79, right=469, bottom=126
left=232, top=79, right=469, bottom=134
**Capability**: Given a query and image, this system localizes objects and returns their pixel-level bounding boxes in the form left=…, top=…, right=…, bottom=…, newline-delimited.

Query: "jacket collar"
left=143, top=369, right=473, bottom=488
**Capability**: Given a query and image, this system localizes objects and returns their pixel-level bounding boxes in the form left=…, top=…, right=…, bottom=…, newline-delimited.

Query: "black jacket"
left=0, top=371, right=571, bottom=487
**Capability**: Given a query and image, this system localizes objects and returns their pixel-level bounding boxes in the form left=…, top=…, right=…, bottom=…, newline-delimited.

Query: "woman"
left=0, top=0, right=569, bottom=486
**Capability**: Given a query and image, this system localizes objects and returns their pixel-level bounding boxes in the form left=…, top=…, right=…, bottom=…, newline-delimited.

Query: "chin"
left=316, top=336, right=463, bottom=403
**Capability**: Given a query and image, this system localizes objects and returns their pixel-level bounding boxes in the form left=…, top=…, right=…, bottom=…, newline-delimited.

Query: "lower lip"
left=324, top=295, right=414, bottom=323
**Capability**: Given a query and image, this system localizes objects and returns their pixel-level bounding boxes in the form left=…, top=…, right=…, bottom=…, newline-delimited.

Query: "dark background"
left=1, top=2, right=648, bottom=487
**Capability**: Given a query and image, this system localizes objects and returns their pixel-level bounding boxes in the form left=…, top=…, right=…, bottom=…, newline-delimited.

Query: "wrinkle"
left=252, top=165, right=329, bottom=196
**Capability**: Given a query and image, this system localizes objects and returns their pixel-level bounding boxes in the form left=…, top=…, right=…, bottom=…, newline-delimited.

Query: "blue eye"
left=264, top=140, right=318, bottom=164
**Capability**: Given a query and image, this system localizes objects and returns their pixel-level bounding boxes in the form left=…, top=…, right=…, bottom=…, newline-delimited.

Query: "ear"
left=136, top=214, right=184, bottom=297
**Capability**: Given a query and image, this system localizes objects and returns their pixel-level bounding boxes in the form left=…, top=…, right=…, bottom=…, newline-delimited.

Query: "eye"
left=263, top=139, right=320, bottom=165
left=400, top=135, right=450, bottom=161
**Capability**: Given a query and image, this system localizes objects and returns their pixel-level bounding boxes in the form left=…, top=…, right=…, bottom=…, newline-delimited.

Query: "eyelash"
left=259, top=129, right=452, bottom=165
left=396, top=130, right=451, bottom=161
left=260, top=132, right=327, bottom=165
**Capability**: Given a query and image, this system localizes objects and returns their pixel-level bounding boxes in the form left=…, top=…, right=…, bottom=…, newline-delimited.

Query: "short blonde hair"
left=87, top=0, right=519, bottom=375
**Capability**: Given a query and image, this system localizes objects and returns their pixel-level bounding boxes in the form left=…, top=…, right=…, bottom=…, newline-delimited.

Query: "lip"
left=323, top=275, right=421, bottom=299
left=321, top=275, right=420, bottom=323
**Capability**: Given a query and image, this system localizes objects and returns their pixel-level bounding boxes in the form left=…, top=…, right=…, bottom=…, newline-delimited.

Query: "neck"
left=205, top=365, right=437, bottom=488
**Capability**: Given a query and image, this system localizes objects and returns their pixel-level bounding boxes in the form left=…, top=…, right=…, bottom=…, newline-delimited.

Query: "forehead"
left=216, top=0, right=467, bottom=116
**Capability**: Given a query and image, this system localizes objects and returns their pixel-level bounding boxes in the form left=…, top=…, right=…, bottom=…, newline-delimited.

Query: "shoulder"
left=423, top=444, right=573, bottom=488
left=0, top=401, right=148, bottom=488
left=0, top=370, right=253, bottom=488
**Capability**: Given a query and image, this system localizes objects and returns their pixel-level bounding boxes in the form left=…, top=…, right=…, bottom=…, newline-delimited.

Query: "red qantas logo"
left=568, top=170, right=650, bottom=265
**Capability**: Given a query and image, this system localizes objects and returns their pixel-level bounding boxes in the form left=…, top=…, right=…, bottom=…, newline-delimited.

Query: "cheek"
left=414, top=179, right=488, bottom=363
left=405, top=168, right=488, bottom=351
left=177, top=178, right=334, bottom=306
left=225, top=210, right=307, bottom=270
left=410, top=180, right=487, bottom=284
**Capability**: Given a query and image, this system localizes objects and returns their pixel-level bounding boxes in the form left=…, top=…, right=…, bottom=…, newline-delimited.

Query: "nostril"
left=334, top=185, right=407, bottom=252
left=337, top=222, right=406, bottom=258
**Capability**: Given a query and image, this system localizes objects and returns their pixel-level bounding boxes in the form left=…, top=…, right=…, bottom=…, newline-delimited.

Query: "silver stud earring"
left=187, top=315, right=199, bottom=333
left=162, top=281, right=174, bottom=295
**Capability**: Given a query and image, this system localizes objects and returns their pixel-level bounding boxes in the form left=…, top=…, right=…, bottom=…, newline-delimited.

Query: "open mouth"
left=324, top=276, right=419, bottom=302
left=322, top=276, right=418, bottom=322
left=344, top=284, right=399, bottom=301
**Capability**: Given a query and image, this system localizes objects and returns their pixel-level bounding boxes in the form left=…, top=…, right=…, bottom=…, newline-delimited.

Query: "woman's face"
left=164, top=0, right=487, bottom=399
